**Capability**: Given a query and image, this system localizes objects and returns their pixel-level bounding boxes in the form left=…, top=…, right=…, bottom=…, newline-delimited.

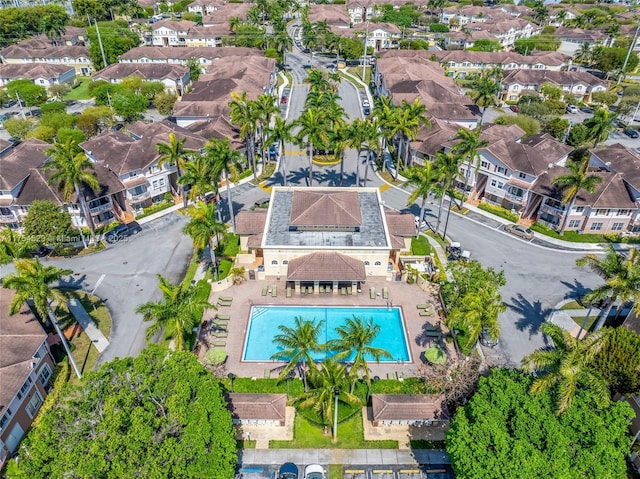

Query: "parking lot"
left=236, top=464, right=454, bottom=479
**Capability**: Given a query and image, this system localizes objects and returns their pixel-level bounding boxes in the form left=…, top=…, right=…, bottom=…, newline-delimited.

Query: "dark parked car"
left=32, top=245, right=53, bottom=258
left=104, top=222, right=142, bottom=243
left=279, top=463, right=299, bottom=479
left=509, top=105, right=518, bottom=113
left=204, top=192, right=219, bottom=204
left=3, top=99, right=17, bottom=108
left=624, top=128, right=639, bottom=139
left=480, top=327, right=499, bottom=348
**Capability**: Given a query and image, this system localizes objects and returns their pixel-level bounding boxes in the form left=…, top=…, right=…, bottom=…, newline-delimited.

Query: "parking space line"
left=259, top=184, right=272, bottom=194
left=345, top=470, right=365, bottom=474
left=285, top=150, right=307, bottom=155
left=400, top=470, right=420, bottom=474
left=379, top=184, right=391, bottom=192
left=373, top=470, right=393, bottom=473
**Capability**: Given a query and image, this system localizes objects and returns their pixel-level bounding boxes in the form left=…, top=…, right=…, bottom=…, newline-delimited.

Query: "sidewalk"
left=67, top=298, right=110, bottom=353
left=239, top=449, right=450, bottom=466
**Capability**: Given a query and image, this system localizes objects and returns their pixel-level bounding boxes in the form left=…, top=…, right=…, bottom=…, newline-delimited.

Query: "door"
left=5, top=422, right=24, bottom=453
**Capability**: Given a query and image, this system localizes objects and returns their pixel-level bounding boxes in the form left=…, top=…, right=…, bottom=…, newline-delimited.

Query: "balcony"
left=88, top=199, right=112, bottom=213
left=504, top=192, right=525, bottom=204
left=128, top=189, right=151, bottom=202
left=537, top=217, right=560, bottom=231
left=539, top=203, right=564, bottom=216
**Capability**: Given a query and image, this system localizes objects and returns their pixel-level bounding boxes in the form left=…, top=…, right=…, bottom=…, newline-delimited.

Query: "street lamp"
left=332, top=388, right=340, bottom=443
left=227, top=373, right=236, bottom=392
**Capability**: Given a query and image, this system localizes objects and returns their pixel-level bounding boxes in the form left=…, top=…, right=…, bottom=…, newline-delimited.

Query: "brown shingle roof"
left=202, top=3, right=251, bottom=24
left=226, top=393, right=287, bottom=422
left=592, top=143, right=640, bottom=190
left=0, top=290, right=47, bottom=411
left=371, top=394, right=449, bottom=421
left=290, top=190, right=362, bottom=227
left=118, top=46, right=262, bottom=62
left=287, top=252, right=365, bottom=281
left=308, top=4, right=351, bottom=26
left=502, top=69, right=607, bottom=89
left=385, top=212, right=416, bottom=236
left=0, top=139, right=49, bottom=190
left=235, top=210, right=268, bottom=234
left=92, top=63, right=189, bottom=82
left=0, top=63, right=75, bottom=82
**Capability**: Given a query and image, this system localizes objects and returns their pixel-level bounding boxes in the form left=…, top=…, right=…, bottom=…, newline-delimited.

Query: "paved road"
left=51, top=212, right=193, bottom=365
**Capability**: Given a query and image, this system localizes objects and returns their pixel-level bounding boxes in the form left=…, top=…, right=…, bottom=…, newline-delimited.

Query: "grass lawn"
left=328, top=465, right=342, bottom=479
left=270, top=414, right=398, bottom=449
left=411, top=236, right=431, bottom=255
left=220, top=233, right=240, bottom=257
left=571, top=315, right=598, bottom=332
left=64, top=76, right=93, bottom=100
left=57, top=291, right=111, bottom=385
left=560, top=300, right=583, bottom=310
left=346, top=66, right=372, bottom=85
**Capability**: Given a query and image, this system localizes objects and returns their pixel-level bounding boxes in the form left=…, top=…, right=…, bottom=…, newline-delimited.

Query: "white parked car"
left=303, top=464, right=326, bottom=479
left=566, top=105, right=578, bottom=114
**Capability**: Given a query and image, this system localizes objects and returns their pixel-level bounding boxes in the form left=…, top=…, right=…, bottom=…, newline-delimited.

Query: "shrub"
left=477, top=202, right=519, bottom=222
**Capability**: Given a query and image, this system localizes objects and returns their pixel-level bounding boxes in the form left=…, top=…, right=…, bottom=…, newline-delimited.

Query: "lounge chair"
left=308, top=286, right=314, bottom=294
left=212, top=340, right=226, bottom=347
left=325, top=287, right=331, bottom=294
left=424, top=330, right=442, bottom=338
left=218, top=300, right=232, bottom=307
left=370, top=287, right=376, bottom=299
left=261, top=285, right=268, bottom=296
left=341, top=287, right=346, bottom=296
left=286, top=286, right=292, bottom=298
left=382, top=287, right=389, bottom=299
left=416, top=303, right=430, bottom=309
left=216, top=314, right=230, bottom=320
left=396, top=371, right=404, bottom=381
left=212, top=331, right=228, bottom=338
left=319, top=285, right=324, bottom=294
left=219, top=296, right=233, bottom=303
left=347, top=287, right=352, bottom=295
left=271, top=286, right=277, bottom=297
left=419, top=311, right=434, bottom=317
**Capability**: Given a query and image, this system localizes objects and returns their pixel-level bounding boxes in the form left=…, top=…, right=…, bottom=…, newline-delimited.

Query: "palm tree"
left=394, top=99, right=429, bottom=171
left=359, top=119, right=382, bottom=186
left=270, top=316, right=325, bottom=392
left=3, top=258, right=82, bottom=378
left=330, top=122, right=351, bottom=187
left=451, top=127, right=489, bottom=205
left=446, top=286, right=505, bottom=352
left=346, top=119, right=370, bottom=186
left=204, top=138, right=242, bottom=233
left=253, top=93, right=279, bottom=168
left=267, top=116, right=295, bottom=186
left=584, top=107, right=616, bottom=147
left=306, top=68, right=331, bottom=93
left=574, top=42, right=592, bottom=66
left=183, top=201, right=227, bottom=251
left=0, top=228, right=35, bottom=265
left=328, top=316, right=392, bottom=393
left=433, top=150, right=464, bottom=234
left=178, top=153, right=215, bottom=203
left=469, top=74, right=500, bottom=124
left=156, top=132, right=194, bottom=207
left=576, top=246, right=640, bottom=331
left=229, top=91, right=259, bottom=180
left=405, top=161, right=440, bottom=237
left=296, top=107, right=330, bottom=187
left=292, top=358, right=360, bottom=440
left=552, top=148, right=602, bottom=234
left=136, top=275, right=215, bottom=351
left=373, top=95, right=397, bottom=162
left=523, top=322, right=609, bottom=413
left=44, top=138, right=100, bottom=246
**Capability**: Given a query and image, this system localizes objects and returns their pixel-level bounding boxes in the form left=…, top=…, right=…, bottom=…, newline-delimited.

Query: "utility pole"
left=618, top=23, right=640, bottom=85
left=362, top=20, right=369, bottom=81
left=14, top=91, right=25, bottom=119
left=94, top=18, right=108, bottom=69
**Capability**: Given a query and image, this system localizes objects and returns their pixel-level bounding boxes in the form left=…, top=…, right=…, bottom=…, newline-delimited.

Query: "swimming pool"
left=243, top=306, right=410, bottom=362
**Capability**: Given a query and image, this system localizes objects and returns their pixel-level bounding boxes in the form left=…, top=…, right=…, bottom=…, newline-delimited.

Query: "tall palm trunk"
left=249, top=134, right=257, bottom=181
left=225, top=170, right=236, bottom=232
left=417, top=197, right=428, bottom=238
left=558, top=196, right=576, bottom=235
left=300, top=360, right=308, bottom=392
left=75, top=183, right=96, bottom=246
left=48, top=306, right=82, bottom=379
left=363, top=146, right=371, bottom=186
left=308, top=142, right=314, bottom=187
left=355, top=147, right=362, bottom=187
left=394, top=135, right=402, bottom=181
left=281, top=139, right=288, bottom=186
left=436, top=189, right=446, bottom=233
left=339, top=150, right=345, bottom=187
left=593, top=298, right=614, bottom=331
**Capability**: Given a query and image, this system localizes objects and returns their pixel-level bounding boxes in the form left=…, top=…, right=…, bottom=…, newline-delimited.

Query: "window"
left=513, top=85, right=519, bottom=91
left=38, top=363, right=52, bottom=386
left=0, top=409, right=12, bottom=430
left=617, top=209, right=631, bottom=216
left=152, top=178, right=165, bottom=189
left=612, top=223, right=624, bottom=231
left=364, top=261, right=370, bottom=266
left=518, top=172, right=526, bottom=179
left=16, top=377, right=33, bottom=400
left=282, top=260, right=288, bottom=265
left=480, top=161, right=489, bottom=169
left=26, top=392, right=42, bottom=418
left=374, top=261, right=381, bottom=266
left=497, top=182, right=504, bottom=188
left=575, top=206, right=584, bottom=213
left=595, top=209, right=609, bottom=216
left=271, top=260, right=278, bottom=265
left=496, top=166, right=505, bottom=174
left=590, top=222, right=603, bottom=231
left=568, top=220, right=581, bottom=228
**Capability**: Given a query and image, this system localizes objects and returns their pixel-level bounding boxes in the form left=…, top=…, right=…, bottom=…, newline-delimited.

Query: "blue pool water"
left=243, top=306, right=410, bottom=362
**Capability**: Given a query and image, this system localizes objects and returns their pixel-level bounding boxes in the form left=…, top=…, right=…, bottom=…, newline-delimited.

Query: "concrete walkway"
left=67, top=298, right=110, bottom=353
left=239, top=449, right=450, bottom=466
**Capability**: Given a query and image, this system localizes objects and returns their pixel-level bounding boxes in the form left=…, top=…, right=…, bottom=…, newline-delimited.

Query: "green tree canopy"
left=446, top=368, right=635, bottom=479
left=494, top=114, right=541, bottom=137
left=4, top=116, right=34, bottom=141
left=111, top=91, right=149, bottom=121
left=0, top=5, right=68, bottom=48
left=514, top=34, right=560, bottom=54
left=86, top=20, right=140, bottom=69
left=593, top=326, right=640, bottom=396
left=22, top=200, right=76, bottom=247
left=469, top=39, right=502, bottom=52
left=8, top=345, right=237, bottom=478
left=6, top=79, right=47, bottom=107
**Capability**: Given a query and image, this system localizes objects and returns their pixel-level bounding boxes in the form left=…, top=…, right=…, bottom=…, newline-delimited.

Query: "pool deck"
left=198, top=279, right=453, bottom=380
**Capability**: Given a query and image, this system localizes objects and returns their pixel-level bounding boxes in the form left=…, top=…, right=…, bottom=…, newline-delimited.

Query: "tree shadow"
left=559, top=278, right=592, bottom=302
left=316, top=167, right=342, bottom=186
left=288, top=167, right=313, bottom=186
left=414, top=322, right=443, bottom=348
left=508, top=293, right=553, bottom=343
